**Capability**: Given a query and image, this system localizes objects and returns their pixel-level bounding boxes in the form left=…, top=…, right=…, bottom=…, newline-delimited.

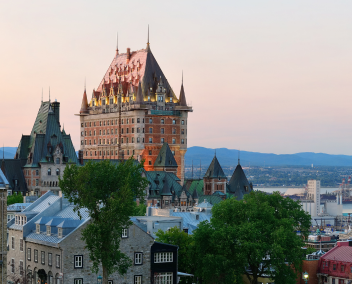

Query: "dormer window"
left=148, top=96, right=150, bottom=101
left=58, top=228, right=63, bottom=238
left=36, top=224, right=40, bottom=234
left=110, top=98, right=113, bottom=105
left=92, top=101, right=95, bottom=106
left=46, top=226, right=51, bottom=236
left=170, top=97, right=173, bottom=103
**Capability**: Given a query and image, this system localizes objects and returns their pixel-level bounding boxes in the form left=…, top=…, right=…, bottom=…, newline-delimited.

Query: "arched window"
left=48, top=271, right=53, bottom=284
left=48, top=168, right=51, bottom=176
left=33, top=268, right=38, bottom=284
left=56, top=169, right=60, bottom=176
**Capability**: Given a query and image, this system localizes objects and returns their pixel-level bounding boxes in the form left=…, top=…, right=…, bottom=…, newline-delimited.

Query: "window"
left=137, top=137, right=140, bottom=143
left=36, top=179, right=39, bottom=186
left=56, top=255, right=60, bottom=268
left=41, top=251, right=45, bottom=264
left=172, top=138, right=176, bottom=144
left=172, top=151, right=175, bottom=155
left=154, top=272, right=173, bottom=284
left=132, top=128, right=135, bottom=133
left=108, top=281, right=113, bottom=284
left=333, top=264, right=336, bottom=270
left=47, top=225, right=51, bottom=235
left=134, top=276, right=142, bottom=284
left=172, top=119, right=176, bottom=124
left=149, top=138, right=153, bottom=143
left=161, top=128, right=164, bottom=134
left=341, top=265, right=345, bottom=272
left=149, top=118, right=153, bottom=123
left=74, top=255, right=83, bottom=268
left=172, top=128, right=176, bottom=134
left=48, top=253, right=52, bottom=266
left=149, top=150, right=152, bottom=155
left=154, top=252, right=173, bottom=263
left=181, top=139, right=185, bottom=144
left=161, top=138, right=164, bottom=143
left=137, top=118, right=140, bottom=123
left=11, top=236, right=14, bottom=249
left=161, top=119, right=164, bottom=124
left=134, top=252, right=143, bottom=265
left=121, top=128, right=124, bottom=134
left=127, top=128, right=129, bottom=134
left=19, top=260, right=23, bottom=275
left=170, top=97, right=173, bottom=103
left=74, top=279, right=83, bottom=284
left=27, top=248, right=31, bottom=260
left=11, top=258, right=14, bottom=273
left=34, top=250, right=38, bottom=262
left=20, top=238, right=23, bottom=251
left=36, top=169, right=39, bottom=175
left=127, top=119, right=129, bottom=124
left=48, top=168, right=51, bottom=176
left=122, top=228, right=128, bottom=238
left=181, top=120, right=185, bottom=125
left=56, top=168, right=60, bottom=176
left=149, top=161, right=152, bottom=165
left=181, top=129, right=184, bottom=134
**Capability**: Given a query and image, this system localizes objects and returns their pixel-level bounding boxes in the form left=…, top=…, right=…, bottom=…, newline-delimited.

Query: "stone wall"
left=7, top=229, right=26, bottom=281
left=0, top=189, right=7, bottom=283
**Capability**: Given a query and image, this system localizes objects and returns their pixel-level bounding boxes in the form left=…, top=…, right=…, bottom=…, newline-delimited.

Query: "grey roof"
left=171, top=212, right=211, bottom=235
left=0, top=159, right=27, bottom=192
left=0, top=168, right=9, bottom=188
left=135, top=81, right=143, bottom=102
left=55, top=205, right=90, bottom=219
left=227, top=163, right=252, bottom=200
left=30, top=195, right=61, bottom=212
left=178, top=83, right=187, bottom=107
left=7, top=203, right=32, bottom=212
left=204, top=155, right=226, bottom=179
left=154, top=143, right=178, bottom=168
left=57, top=219, right=83, bottom=228
left=130, top=217, right=148, bottom=234
left=161, top=179, right=172, bottom=196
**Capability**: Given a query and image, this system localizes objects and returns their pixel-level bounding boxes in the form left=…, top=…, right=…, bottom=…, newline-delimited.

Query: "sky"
left=1, top=0, right=352, bottom=155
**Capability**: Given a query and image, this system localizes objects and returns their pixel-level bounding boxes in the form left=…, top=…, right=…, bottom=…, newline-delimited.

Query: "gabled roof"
left=0, top=168, right=9, bottom=188
left=161, top=179, right=172, bottom=196
left=227, top=163, right=252, bottom=200
left=154, top=143, right=178, bottom=168
left=204, top=155, right=226, bottom=179
left=320, top=242, right=352, bottom=262
left=0, top=159, right=27, bottom=192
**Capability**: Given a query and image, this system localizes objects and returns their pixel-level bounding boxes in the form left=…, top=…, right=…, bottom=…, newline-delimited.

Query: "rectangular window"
left=161, top=138, right=164, bottom=143
left=154, top=252, right=173, bottom=263
left=11, top=236, right=14, bottom=249
left=149, top=138, right=153, bottom=143
left=149, top=128, right=153, bottom=133
left=341, top=265, right=345, bottom=272
left=172, top=119, right=176, bottom=124
left=134, top=252, right=143, bottom=265
left=181, top=120, right=184, bottom=125
left=58, top=228, right=63, bottom=238
left=134, top=276, right=142, bottom=284
left=132, top=118, right=135, bottom=123
left=47, top=226, right=51, bottom=236
left=11, top=259, right=14, bottom=273
left=19, top=260, right=23, bottom=275
left=172, top=138, right=176, bottom=144
left=20, top=239, right=23, bottom=251
left=41, top=251, right=45, bottom=264
left=36, top=224, right=40, bottom=234
left=161, top=119, right=164, bottom=124
left=48, top=253, right=52, bottom=266
left=154, top=272, right=173, bottom=284
left=172, top=128, right=176, bottom=134
left=74, top=255, right=83, bottom=268
left=27, top=248, right=31, bottom=260
left=181, top=139, right=185, bottom=144
left=74, top=279, right=83, bottom=284
left=122, top=228, right=128, bottom=238
left=161, top=128, right=164, bottom=134
left=333, top=264, right=336, bottom=270
left=34, top=250, right=38, bottom=262
left=181, top=129, right=184, bottom=134
left=137, top=118, right=140, bottom=123
left=56, top=254, right=60, bottom=268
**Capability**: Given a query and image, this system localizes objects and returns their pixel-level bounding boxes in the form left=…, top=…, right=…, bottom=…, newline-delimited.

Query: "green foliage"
left=7, top=192, right=23, bottom=205
left=192, top=191, right=311, bottom=284
left=59, top=159, right=148, bottom=281
left=132, top=202, right=147, bottom=216
left=155, top=227, right=195, bottom=284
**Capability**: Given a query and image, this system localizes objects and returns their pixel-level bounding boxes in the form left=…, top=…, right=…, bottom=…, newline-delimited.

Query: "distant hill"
left=185, top=147, right=352, bottom=167
left=0, top=147, right=17, bottom=159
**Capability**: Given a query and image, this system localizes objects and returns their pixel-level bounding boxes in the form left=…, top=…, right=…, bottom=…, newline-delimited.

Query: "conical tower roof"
left=135, top=81, right=144, bottom=103
left=161, top=179, right=172, bottom=196
left=228, top=163, right=252, bottom=200
left=192, top=187, right=199, bottom=199
left=80, top=89, right=89, bottom=114
left=154, top=143, right=178, bottom=168
left=179, top=74, right=187, bottom=106
left=204, top=155, right=226, bottom=179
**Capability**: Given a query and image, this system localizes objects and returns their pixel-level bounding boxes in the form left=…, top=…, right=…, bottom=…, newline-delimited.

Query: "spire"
left=178, top=72, right=187, bottom=106
left=116, top=32, right=119, bottom=56
left=80, top=85, right=89, bottom=114
left=136, top=81, right=144, bottom=103
left=41, top=88, right=43, bottom=103
left=238, top=150, right=240, bottom=165
left=146, top=25, right=151, bottom=52
left=49, top=87, right=51, bottom=102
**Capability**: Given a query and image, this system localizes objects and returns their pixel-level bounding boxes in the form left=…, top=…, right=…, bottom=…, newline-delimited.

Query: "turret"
left=80, top=88, right=89, bottom=114
left=178, top=73, right=187, bottom=106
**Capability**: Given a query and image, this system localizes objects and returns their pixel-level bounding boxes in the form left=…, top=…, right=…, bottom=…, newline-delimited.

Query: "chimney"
left=51, top=101, right=60, bottom=126
left=78, top=150, right=84, bottom=165
left=126, top=48, right=131, bottom=64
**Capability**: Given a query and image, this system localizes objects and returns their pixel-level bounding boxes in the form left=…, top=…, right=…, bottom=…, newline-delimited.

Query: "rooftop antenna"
left=238, top=149, right=240, bottom=165
left=116, top=32, right=119, bottom=55
left=49, top=87, right=51, bottom=102
left=146, top=25, right=151, bottom=52
left=182, top=70, right=183, bottom=85
left=84, top=77, right=86, bottom=92
left=215, top=149, right=216, bottom=156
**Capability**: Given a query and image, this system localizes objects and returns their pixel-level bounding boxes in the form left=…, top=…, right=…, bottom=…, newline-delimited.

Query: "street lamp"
left=97, top=275, right=103, bottom=284
left=303, top=271, right=309, bottom=283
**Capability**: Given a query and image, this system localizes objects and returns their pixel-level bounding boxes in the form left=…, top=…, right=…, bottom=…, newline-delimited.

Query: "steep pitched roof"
left=135, top=81, right=143, bottom=102
left=204, top=155, right=226, bottom=179
left=227, top=163, right=252, bottom=200
left=154, top=143, right=178, bottom=168
left=0, top=159, right=27, bottom=192
left=161, top=179, right=172, bottom=196
left=96, top=49, right=177, bottom=102
left=80, top=89, right=89, bottom=114
left=179, top=83, right=187, bottom=107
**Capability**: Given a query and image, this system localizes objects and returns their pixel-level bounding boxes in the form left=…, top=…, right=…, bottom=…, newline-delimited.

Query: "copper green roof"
left=154, top=143, right=178, bottom=168
left=204, top=155, right=226, bottom=179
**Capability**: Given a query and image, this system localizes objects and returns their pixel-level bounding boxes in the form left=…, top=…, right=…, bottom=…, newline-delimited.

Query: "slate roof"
left=204, top=155, right=226, bottom=179
left=95, top=48, right=178, bottom=103
left=161, top=179, right=172, bottom=196
left=145, top=171, right=182, bottom=198
left=154, top=143, right=178, bottom=168
left=171, top=212, right=211, bottom=235
left=0, top=168, right=9, bottom=188
left=227, top=163, right=253, bottom=200
left=0, top=159, right=27, bottom=192
left=198, top=195, right=222, bottom=205
left=179, top=82, right=187, bottom=107
left=16, top=101, right=79, bottom=168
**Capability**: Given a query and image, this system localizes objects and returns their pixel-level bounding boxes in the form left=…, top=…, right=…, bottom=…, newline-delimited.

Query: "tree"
left=155, top=227, right=195, bottom=284
left=193, top=191, right=311, bottom=284
left=59, top=159, right=148, bottom=284
left=7, top=192, right=23, bottom=205
left=132, top=202, right=147, bottom=216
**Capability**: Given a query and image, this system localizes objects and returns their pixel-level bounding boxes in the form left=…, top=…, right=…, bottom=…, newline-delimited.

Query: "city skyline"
left=1, top=0, right=352, bottom=155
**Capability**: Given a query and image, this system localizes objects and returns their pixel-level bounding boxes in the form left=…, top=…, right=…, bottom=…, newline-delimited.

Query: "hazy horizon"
left=1, top=0, right=352, bottom=155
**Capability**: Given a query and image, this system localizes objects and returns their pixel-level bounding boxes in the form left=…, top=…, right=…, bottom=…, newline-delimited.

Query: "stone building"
left=0, top=169, right=8, bottom=284
left=14, top=100, right=79, bottom=195
left=7, top=191, right=179, bottom=284
left=77, top=34, right=192, bottom=183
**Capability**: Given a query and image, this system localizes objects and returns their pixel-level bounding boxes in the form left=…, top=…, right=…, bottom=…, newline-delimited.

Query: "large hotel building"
left=78, top=37, right=192, bottom=181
